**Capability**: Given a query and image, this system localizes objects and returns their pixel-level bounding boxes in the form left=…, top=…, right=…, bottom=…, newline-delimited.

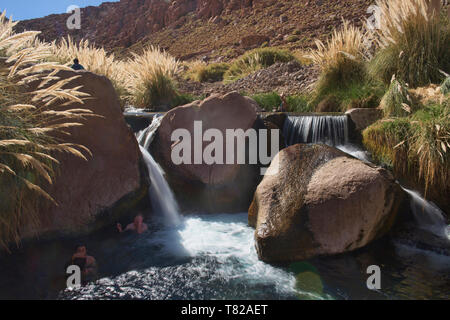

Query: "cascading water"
left=139, top=146, right=181, bottom=227
left=137, top=114, right=164, bottom=150
left=137, top=115, right=181, bottom=226
left=2, top=111, right=449, bottom=300
left=282, top=114, right=449, bottom=242
left=340, top=144, right=450, bottom=241
left=283, top=115, right=349, bottom=147
left=401, top=187, right=450, bottom=240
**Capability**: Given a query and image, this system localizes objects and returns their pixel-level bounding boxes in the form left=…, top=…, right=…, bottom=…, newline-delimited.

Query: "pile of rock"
left=176, top=61, right=319, bottom=97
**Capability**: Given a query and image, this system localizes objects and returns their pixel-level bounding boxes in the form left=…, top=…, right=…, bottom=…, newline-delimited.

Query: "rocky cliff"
left=16, top=0, right=373, bottom=59
left=16, top=0, right=254, bottom=48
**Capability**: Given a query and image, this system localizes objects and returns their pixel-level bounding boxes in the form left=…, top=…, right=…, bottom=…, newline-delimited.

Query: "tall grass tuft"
left=307, top=20, right=374, bottom=111
left=380, top=76, right=415, bottom=117
left=124, top=46, right=179, bottom=109
left=49, top=36, right=128, bottom=106
left=369, top=0, right=450, bottom=87
left=50, top=36, right=117, bottom=78
left=0, top=11, right=93, bottom=249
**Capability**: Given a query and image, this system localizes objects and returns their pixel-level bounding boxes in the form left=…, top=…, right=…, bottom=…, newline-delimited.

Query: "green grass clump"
left=189, top=63, right=230, bottom=83
left=251, top=92, right=281, bottom=112
left=379, top=78, right=415, bottom=117
left=134, top=69, right=178, bottom=109
left=171, top=93, right=205, bottom=108
left=306, top=20, right=378, bottom=112
left=250, top=92, right=312, bottom=112
left=312, top=79, right=385, bottom=112
left=224, top=48, right=296, bottom=82
left=368, top=0, right=450, bottom=88
left=286, top=35, right=300, bottom=43
left=286, top=95, right=313, bottom=113
left=363, top=118, right=412, bottom=172
left=363, top=97, right=449, bottom=196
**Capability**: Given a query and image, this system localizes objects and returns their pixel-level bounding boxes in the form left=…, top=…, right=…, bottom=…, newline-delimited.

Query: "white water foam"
left=336, top=144, right=371, bottom=162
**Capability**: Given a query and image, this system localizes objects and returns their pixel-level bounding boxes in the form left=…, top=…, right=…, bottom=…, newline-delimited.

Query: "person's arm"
left=118, top=223, right=135, bottom=233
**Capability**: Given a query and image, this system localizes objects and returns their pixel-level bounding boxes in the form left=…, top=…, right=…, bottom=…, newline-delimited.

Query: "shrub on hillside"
left=186, top=62, right=229, bottom=83
left=224, top=48, right=295, bottom=82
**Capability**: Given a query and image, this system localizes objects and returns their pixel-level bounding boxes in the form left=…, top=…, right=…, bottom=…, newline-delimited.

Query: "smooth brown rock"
left=21, top=70, right=144, bottom=239
left=250, top=144, right=403, bottom=262
left=346, top=108, right=383, bottom=131
left=151, top=91, right=262, bottom=213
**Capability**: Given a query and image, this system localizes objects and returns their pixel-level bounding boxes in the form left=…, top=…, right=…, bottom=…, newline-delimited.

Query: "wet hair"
left=75, top=244, right=86, bottom=251
left=73, top=58, right=79, bottom=64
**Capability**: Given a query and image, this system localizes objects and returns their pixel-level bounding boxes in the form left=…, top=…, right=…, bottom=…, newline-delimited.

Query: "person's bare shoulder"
left=86, top=256, right=96, bottom=265
left=126, top=223, right=136, bottom=231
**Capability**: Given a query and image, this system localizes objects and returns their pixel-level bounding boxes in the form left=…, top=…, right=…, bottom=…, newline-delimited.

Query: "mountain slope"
left=16, top=0, right=373, bottom=60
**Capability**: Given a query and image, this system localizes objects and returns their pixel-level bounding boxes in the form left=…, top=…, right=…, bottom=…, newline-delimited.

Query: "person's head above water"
left=134, top=214, right=144, bottom=226
left=73, top=58, right=79, bottom=65
left=74, top=244, right=87, bottom=256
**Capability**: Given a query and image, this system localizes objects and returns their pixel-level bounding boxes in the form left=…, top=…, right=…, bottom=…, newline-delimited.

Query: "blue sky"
left=1, top=1, right=119, bottom=21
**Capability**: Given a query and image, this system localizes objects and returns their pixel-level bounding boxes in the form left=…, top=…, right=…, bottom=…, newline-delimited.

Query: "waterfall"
left=137, top=114, right=163, bottom=150
left=137, top=116, right=181, bottom=226
left=283, top=115, right=349, bottom=147
left=332, top=139, right=449, bottom=241
left=401, top=187, right=450, bottom=240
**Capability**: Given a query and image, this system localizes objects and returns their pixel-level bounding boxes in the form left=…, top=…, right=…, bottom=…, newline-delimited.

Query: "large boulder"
left=249, top=144, right=403, bottom=263
left=151, top=92, right=264, bottom=213
left=21, top=70, right=146, bottom=240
